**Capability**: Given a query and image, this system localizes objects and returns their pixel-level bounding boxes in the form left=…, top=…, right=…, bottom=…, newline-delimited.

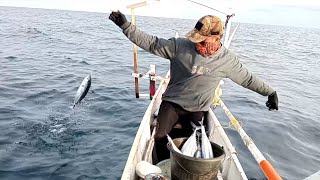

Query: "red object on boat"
left=149, top=65, right=156, bottom=100
left=149, top=73, right=156, bottom=100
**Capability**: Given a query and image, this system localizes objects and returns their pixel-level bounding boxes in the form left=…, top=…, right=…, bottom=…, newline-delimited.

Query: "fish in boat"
left=200, top=120, right=214, bottom=159
left=166, top=134, right=182, bottom=154
left=73, top=73, right=91, bottom=108
left=181, top=125, right=199, bottom=157
left=195, top=142, right=202, bottom=158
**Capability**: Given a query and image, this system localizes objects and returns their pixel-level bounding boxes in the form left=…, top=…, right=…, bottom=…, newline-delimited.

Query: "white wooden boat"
left=121, top=2, right=284, bottom=179
left=120, top=72, right=248, bottom=180
left=119, top=44, right=320, bottom=180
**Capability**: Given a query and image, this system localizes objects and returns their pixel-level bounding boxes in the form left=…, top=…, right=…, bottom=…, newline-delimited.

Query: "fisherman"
left=109, top=11, right=278, bottom=161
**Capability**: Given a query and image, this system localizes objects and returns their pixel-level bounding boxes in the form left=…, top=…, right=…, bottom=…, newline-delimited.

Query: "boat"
left=121, top=72, right=249, bottom=180
left=120, top=1, right=284, bottom=180
left=122, top=70, right=320, bottom=179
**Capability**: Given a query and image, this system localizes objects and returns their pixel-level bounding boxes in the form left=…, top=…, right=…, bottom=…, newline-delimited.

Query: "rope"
left=222, top=119, right=243, bottom=130
left=212, top=86, right=244, bottom=130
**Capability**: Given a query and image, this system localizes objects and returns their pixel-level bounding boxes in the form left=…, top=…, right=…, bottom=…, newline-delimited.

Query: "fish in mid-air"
left=73, top=73, right=91, bottom=108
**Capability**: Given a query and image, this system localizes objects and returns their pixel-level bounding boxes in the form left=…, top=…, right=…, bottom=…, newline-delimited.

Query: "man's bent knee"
left=154, top=131, right=167, bottom=141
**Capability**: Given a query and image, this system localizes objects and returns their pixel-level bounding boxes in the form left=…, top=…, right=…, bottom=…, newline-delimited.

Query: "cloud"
left=276, top=4, right=320, bottom=12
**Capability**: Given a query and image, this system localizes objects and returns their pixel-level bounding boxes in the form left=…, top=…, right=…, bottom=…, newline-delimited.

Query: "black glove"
left=266, top=91, right=278, bottom=111
left=109, top=10, right=128, bottom=27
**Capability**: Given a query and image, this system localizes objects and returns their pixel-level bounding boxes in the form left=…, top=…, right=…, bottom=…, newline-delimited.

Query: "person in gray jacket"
left=109, top=11, right=278, bottom=161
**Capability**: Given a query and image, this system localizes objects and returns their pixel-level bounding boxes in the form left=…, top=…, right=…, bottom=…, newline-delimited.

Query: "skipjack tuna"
left=73, top=73, right=91, bottom=108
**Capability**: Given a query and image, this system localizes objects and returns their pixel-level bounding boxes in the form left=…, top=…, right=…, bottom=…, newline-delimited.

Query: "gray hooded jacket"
left=120, top=22, right=274, bottom=112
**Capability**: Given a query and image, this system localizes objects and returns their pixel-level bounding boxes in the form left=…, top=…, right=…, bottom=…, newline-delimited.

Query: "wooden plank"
left=127, top=1, right=148, bottom=9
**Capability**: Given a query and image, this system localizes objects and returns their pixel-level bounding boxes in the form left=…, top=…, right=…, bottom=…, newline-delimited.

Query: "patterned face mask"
left=195, top=37, right=221, bottom=56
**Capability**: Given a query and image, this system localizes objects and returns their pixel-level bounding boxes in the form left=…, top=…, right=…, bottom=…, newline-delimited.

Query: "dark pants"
left=154, top=101, right=205, bottom=162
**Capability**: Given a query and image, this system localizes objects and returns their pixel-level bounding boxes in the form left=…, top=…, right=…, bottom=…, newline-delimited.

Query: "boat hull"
left=121, top=75, right=248, bottom=180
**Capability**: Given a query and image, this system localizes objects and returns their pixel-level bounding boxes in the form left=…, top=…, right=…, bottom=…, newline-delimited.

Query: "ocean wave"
left=4, top=56, right=17, bottom=60
left=78, top=60, right=90, bottom=65
left=25, top=27, right=48, bottom=37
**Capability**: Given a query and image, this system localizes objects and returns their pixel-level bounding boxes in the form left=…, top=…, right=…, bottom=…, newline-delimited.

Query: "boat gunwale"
left=121, top=74, right=170, bottom=180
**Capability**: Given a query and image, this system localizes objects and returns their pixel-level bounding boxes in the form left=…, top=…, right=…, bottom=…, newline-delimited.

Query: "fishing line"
left=185, top=0, right=229, bottom=15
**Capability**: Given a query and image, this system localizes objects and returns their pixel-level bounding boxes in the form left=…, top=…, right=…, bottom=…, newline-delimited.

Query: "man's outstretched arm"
left=109, top=11, right=176, bottom=60
left=227, top=57, right=278, bottom=110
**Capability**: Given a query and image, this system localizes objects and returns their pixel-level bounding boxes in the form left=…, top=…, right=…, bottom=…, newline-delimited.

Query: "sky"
left=1, top=0, right=320, bottom=29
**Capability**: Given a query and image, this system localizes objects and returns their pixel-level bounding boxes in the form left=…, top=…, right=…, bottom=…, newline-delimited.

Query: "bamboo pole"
left=218, top=99, right=283, bottom=180
left=130, top=8, right=140, bottom=98
left=127, top=1, right=148, bottom=9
